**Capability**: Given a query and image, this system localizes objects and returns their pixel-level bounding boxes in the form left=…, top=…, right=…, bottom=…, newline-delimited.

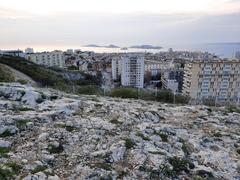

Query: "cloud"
left=0, top=9, right=239, bottom=49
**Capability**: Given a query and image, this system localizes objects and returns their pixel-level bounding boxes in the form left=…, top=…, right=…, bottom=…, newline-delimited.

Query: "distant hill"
left=129, top=45, right=163, bottom=49
left=84, top=44, right=120, bottom=48
left=103, top=44, right=119, bottom=48
left=84, top=44, right=101, bottom=47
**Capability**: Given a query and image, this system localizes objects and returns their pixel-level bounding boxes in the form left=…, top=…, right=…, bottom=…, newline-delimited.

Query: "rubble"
left=0, top=83, right=239, bottom=179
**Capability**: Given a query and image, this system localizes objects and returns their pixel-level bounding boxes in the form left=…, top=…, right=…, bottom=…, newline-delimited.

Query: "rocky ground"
left=0, top=83, right=239, bottom=180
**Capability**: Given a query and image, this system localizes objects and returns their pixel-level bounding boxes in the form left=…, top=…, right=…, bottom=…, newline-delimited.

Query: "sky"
left=0, top=0, right=240, bottom=50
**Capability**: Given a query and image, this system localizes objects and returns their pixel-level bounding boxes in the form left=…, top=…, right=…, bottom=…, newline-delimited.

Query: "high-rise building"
left=121, top=54, right=144, bottom=88
left=182, top=59, right=240, bottom=104
left=27, top=51, right=65, bottom=68
left=111, top=57, right=122, bottom=81
left=235, top=51, right=240, bottom=59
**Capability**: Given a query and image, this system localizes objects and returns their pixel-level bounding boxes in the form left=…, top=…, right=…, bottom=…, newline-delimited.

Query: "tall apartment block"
left=27, top=51, right=65, bottom=68
left=112, top=57, right=122, bottom=81
left=235, top=51, right=240, bottom=59
left=121, top=54, right=145, bottom=88
left=183, top=60, right=240, bottom=104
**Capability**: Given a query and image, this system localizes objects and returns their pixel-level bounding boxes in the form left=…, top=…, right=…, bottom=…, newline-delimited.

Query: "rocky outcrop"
left=0, top=83, right=239, bottom=180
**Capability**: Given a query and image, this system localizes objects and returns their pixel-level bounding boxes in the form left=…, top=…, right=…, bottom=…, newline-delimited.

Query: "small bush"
left=110, top=118, right=121, bottom=124
left=136, top=132, right=150, bottom=141
left=228, top=105, right=240, bottom=113
left=65, top=126, right=78, bottom=132
left=110, top=88, right=138, bottom=99
left=125, top=138, right=135, bottom=149
left=0, top=147, right=11, bottom=157
left=0, top=130, right=14, bottom=137
left=168, top=156, right=190, bottom=175
left=202, top=97, right=215, bottom=106
left=92, top=163, right=112, bottom=171
left=154, top=131, right=168, bottom=142
left=77, top=85, right=102, bottom=95
left=48, top=144, right=64, bottom=154
left=6, top=162, right=22, bottom=174
left=0, top=166, right=15, bottom=179
left=31, top=165, right=47, bottom=174
left=18, top=107, right=34, bottom=111
left=17, top=79, right=28, bottom=85
left=16, top=119, right=31, bottom=127
left=50, top=95, right=58, bottom=100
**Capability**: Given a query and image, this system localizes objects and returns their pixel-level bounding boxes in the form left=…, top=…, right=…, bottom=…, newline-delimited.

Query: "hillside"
left=0, top=83, right=239, bottom=179
left=0, top=63, right=37, bottom=86
left=0, top=64, right=15, bottom=82
left=0, top=56, right=101, bottom=93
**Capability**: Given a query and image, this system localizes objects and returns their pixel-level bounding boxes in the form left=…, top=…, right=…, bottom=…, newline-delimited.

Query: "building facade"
left=0, top=50, right=25, bottom=58
left=183, top=60, right=240, bottom=104
left=27, top=51, right=65, bottom=68
left=112, top=57, right=122, bottom=81
left=162, top=70, right=184, bottom=93
left=235, top=51, right=240, bottom=59
left=121, top=54, right=144, bottom=88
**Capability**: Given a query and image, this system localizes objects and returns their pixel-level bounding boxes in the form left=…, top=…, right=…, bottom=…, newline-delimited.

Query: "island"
left=129, top=45, right=163, bottom=49
left=84, top=44, right=120, bottom=48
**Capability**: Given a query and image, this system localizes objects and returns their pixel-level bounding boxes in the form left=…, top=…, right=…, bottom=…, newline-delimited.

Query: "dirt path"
left=0, top=63, right=37, bottom=86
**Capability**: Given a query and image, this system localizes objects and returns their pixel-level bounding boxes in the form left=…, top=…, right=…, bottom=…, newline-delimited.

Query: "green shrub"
left=154, top=131, right=168, bottom=142
left=65, top=126, right=78, bottom=132
left=92, top=163, right=112, bottom=171
left=110, top=88, right=138, bottom=99
left=110, top=118, right=121, bottom=124
left=168, top=156, right=190, bottom=175
left=50, top=95, right=58, bottom=100
left=16, top=119, right=31, bottom=127
left=31, top=165, right=47, bottom=174
left=0, top=147, right=11, bottom=157
left=17, top=79, right=28, bottom=84
left=228, top=105, right=240, bottom=113
left=77, top=85, right=102, bottom=95
left=136, top=132, right=150, bottom=141
left=0, top=65, right=14, bottom=82
left=5, top=162, right=22, bottom=174
left=48, top=144, right=64, bottom=154
left=0, top=166, right=15, bottom=179
left=18, top=107, right=34, bottom=111
left=0, top=130, right=14, bottom=137
left=202, top=97, right=215, bottom=106
left=125, top=138, right=135, bottom=149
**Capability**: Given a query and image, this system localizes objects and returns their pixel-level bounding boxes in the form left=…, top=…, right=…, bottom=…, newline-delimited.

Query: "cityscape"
left=1, top=48, right=240, bottom=105
left=0, top=0, right=240, bottom=179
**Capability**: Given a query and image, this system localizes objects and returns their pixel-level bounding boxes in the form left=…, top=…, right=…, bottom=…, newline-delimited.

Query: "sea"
left=10, top=43, right=240, bottom=58
left=72, top=43, right=240, bottom=58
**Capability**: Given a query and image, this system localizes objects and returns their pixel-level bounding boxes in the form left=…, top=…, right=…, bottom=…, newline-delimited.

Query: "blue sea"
left=170, top=43, right=240, bottom=58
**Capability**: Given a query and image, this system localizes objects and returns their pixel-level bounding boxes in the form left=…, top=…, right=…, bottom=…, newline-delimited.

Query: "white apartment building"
left=112, top=57, right=122, bottom=80
left=183, top=59, right=240, bottom=104
left=145, top=60, right=174, bottom=75
left=0, top=50, right=25, bottom=58
left=121, top=54, right=144, bottom=88
left=236, top=51, right=240, bottom=59
left=27, top=51, right=65, bottom=68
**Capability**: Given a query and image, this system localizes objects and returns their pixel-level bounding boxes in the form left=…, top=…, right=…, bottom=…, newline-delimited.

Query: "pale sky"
left=0, top=0, right=240, bottom=50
